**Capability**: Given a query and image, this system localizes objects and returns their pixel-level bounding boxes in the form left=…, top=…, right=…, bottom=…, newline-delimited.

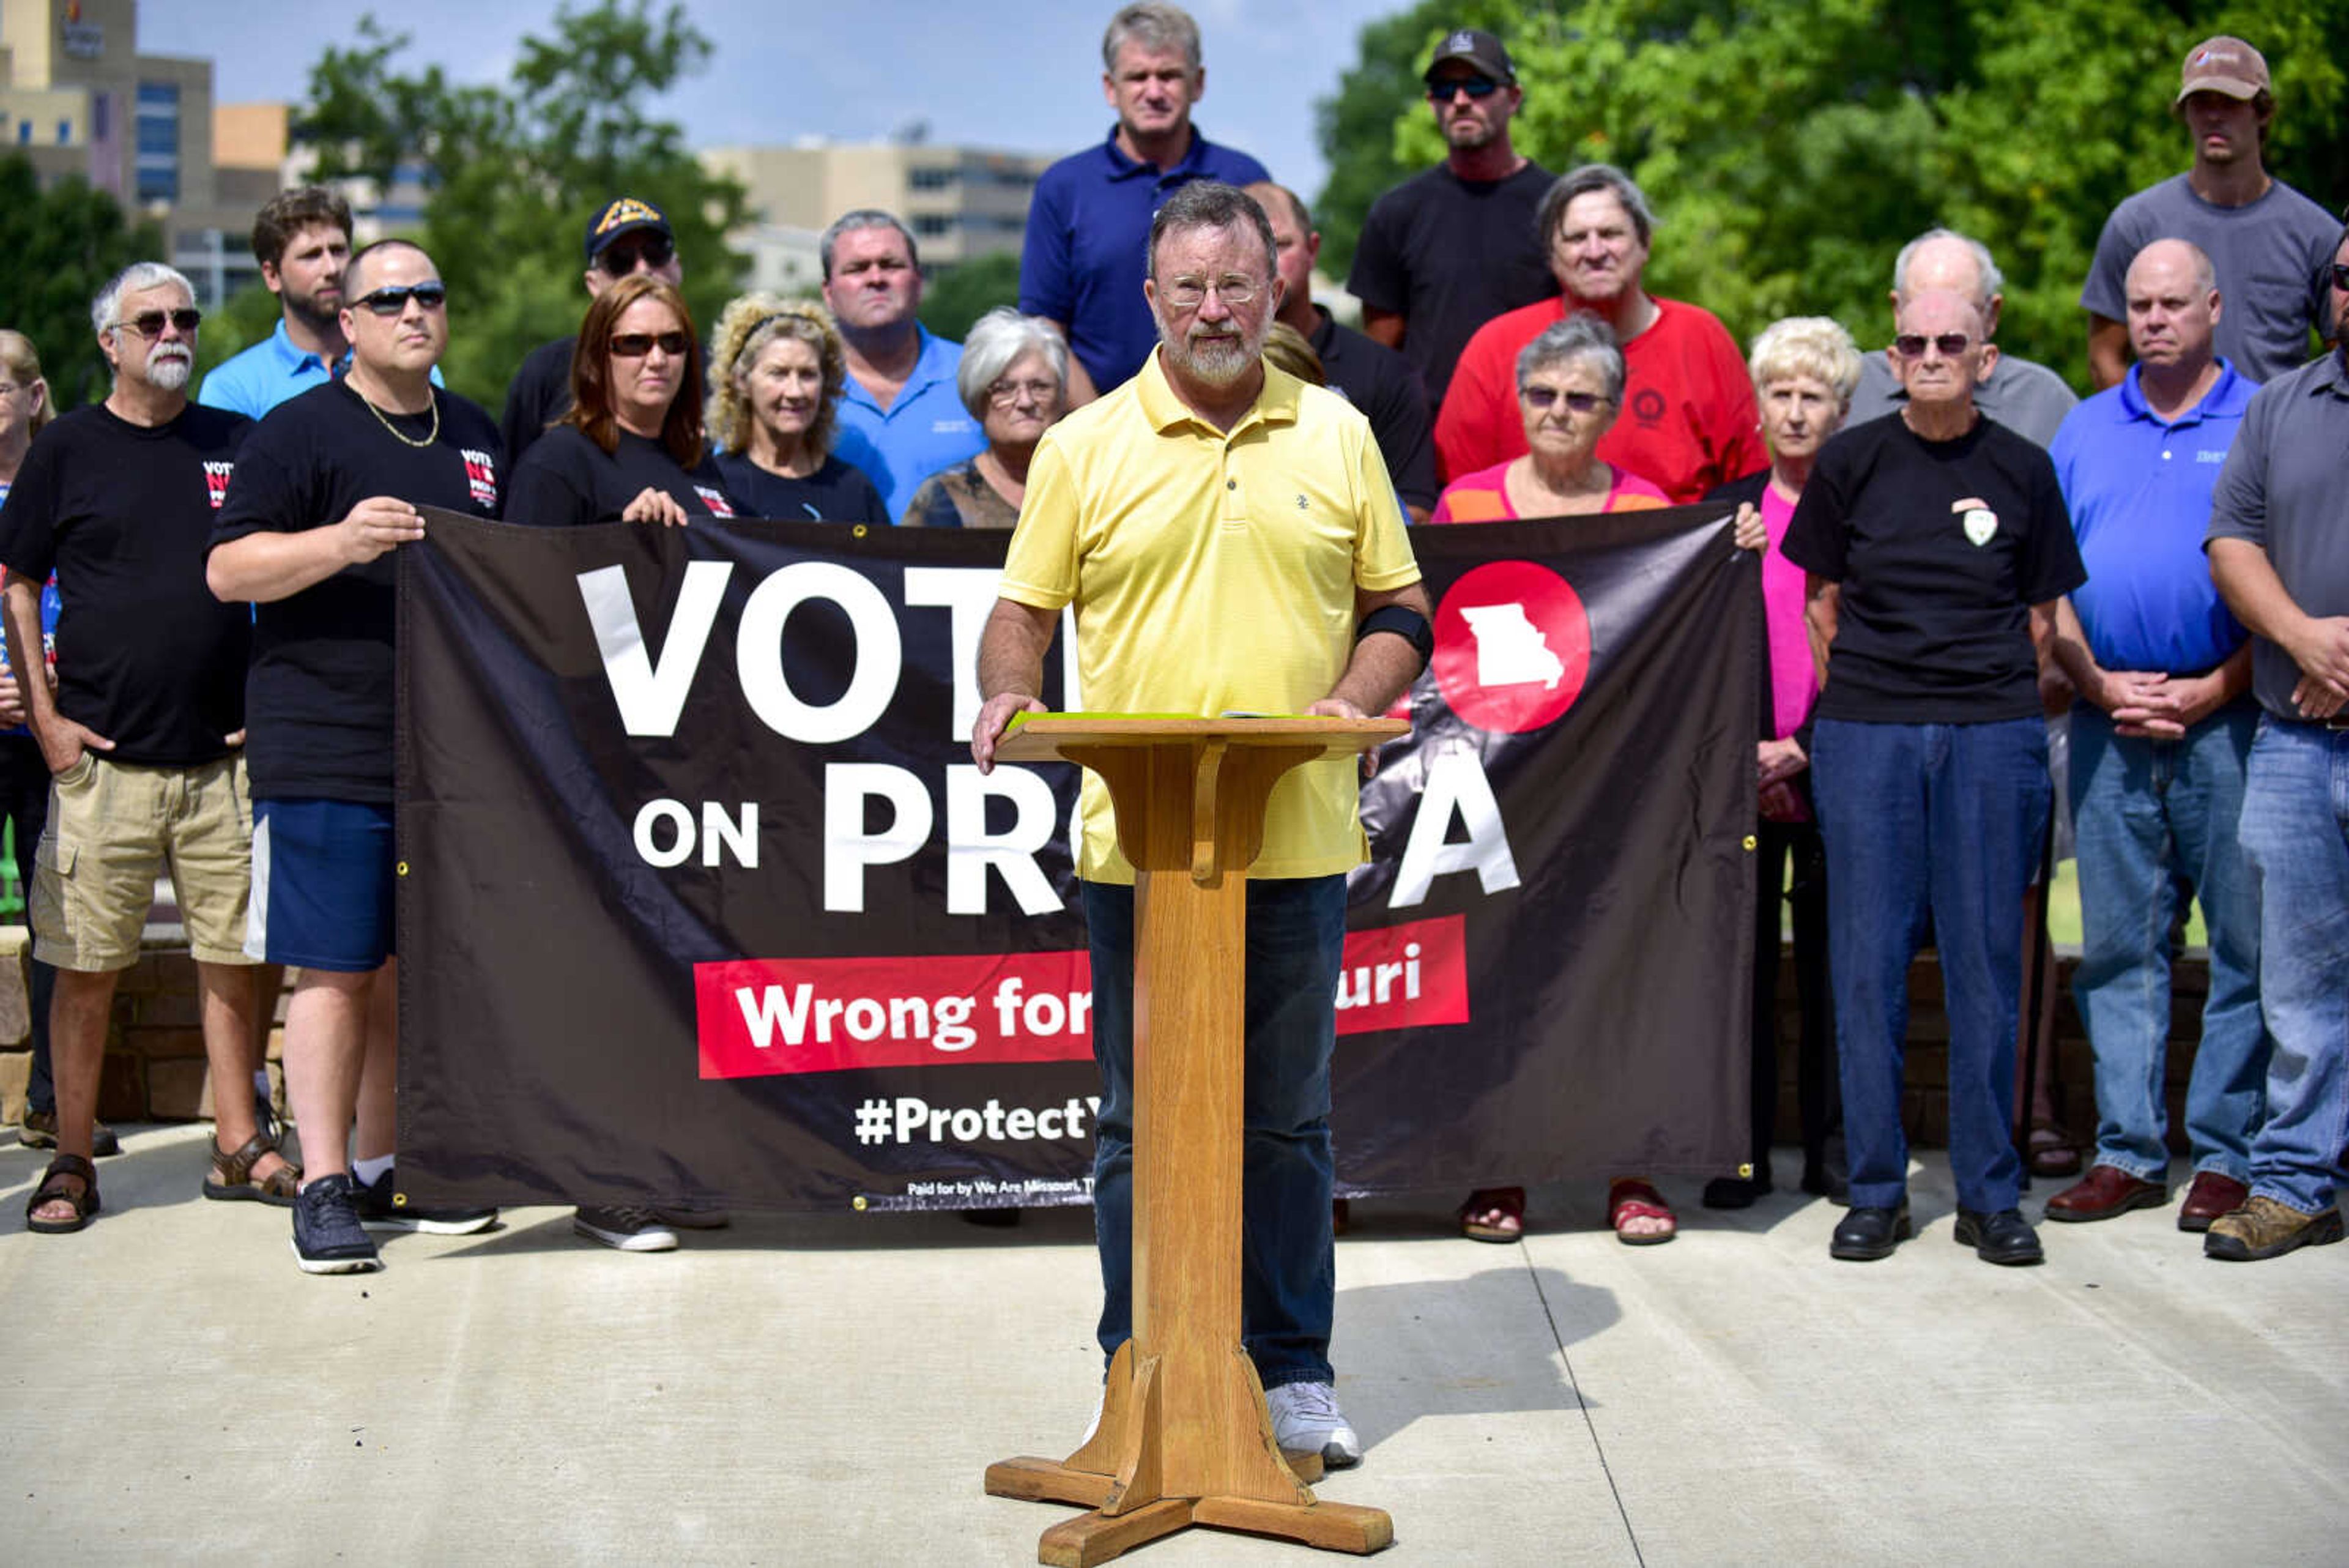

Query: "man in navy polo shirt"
left=820, top=210, right=982, bottom=521
left=1019, top=2, right=1269, bottom=400
left=2043, top=239, right=2266, bottom=1235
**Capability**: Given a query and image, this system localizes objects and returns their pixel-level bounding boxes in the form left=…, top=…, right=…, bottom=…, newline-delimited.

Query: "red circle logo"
left=1431, top=562, right=1591, bottom=733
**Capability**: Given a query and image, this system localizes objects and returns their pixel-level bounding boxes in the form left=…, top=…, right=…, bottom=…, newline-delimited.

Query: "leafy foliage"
left=0, top=158, right=166, bottom=410
left=1318, top=0, right=2349, bottom=385
left=918, top=251, right=1023, bottom=344
left=291, top=1, right=749, bottom=409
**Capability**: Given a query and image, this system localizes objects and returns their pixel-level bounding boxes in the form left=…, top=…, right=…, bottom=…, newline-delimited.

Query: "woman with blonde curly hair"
left=708, top=295, right=886, bottom=524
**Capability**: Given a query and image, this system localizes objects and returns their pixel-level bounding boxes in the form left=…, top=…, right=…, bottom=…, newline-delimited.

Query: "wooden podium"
left=984, top=716, right=1406, bottom=1566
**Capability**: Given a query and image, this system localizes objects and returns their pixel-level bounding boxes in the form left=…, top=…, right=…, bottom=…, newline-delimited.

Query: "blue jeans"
left=1083, top=875, right=1345, bottom=1391
left=2069, top=700, right=2267, bottom=1181
left=2233, top=717, right=2349, bottom=1214
left=1811, top=717, right=2049, bottom=1214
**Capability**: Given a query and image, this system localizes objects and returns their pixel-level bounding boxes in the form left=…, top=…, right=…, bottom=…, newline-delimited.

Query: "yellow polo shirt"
left=998, top=352, right=1421, bottom=883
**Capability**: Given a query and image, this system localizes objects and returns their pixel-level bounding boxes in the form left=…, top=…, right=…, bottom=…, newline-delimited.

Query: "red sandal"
left=1608, top=1176, right=1677, bottom=1246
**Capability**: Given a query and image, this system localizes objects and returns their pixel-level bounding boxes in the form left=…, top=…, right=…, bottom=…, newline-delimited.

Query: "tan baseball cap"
left=2175, top=36, right=2269, bottom=104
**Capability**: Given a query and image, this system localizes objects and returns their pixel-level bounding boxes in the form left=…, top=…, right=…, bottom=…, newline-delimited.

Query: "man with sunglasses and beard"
left=973, top=182, right=1427, bottom=1470
left=501, top=196, right=685, bottom=466
left=207, top=240, right=502, bottom=1273
left=1346, top=28, right=1556, bottom=409
left=0, top=264, right=267, bottom=1233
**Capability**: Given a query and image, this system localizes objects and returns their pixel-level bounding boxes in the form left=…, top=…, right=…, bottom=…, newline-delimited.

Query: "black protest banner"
left=395, top=506, right=1755, bottom=1210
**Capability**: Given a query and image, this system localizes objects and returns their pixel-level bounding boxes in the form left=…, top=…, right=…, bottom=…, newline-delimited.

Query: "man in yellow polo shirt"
left=972, top=181, right=1428, bottom=1469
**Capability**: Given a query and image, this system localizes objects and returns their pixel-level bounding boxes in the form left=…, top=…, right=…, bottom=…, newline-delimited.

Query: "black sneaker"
left=573, top=1205, right=679, bottom=1252
left=291, top=1173, right=384, bottom=1275
left=353, top=1169, right=497, bottom=1235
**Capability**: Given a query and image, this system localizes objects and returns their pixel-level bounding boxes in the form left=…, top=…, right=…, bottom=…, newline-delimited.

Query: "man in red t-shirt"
left=1434, top=163, right=1764, bottom=501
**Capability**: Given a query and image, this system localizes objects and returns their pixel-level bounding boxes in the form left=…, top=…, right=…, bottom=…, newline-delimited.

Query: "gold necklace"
left=355, top=385, right=439, bottom=448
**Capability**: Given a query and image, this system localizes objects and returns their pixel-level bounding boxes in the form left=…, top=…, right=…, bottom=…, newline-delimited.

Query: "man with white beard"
left=0, top=264, right=271, bottom=1231
left=973, top=182, right=1427, bottom=1468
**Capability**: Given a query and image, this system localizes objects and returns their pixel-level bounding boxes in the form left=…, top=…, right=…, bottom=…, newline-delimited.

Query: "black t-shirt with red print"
left=0, top=402, right=253, bottom=764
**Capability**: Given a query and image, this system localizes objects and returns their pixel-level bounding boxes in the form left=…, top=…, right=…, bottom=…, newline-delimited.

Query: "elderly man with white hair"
left=0, top=263, right=272, bottom=1232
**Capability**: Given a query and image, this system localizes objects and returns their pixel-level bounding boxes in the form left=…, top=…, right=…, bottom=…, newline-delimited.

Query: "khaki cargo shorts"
left=31, top=751, right=256, bottom=972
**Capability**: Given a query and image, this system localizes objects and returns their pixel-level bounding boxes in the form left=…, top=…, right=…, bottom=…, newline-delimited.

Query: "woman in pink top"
left=1431, top=314, right=1668, bottom=524
left=1701, top=316, right=1865, bottom=1209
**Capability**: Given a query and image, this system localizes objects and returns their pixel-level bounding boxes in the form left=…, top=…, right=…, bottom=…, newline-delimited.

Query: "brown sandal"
left=202, top=1132, right=302, bottom=1207
left=27, top=1153, right=100, bottom=1233
left=1459, top=1186, right=1525, bottom=1243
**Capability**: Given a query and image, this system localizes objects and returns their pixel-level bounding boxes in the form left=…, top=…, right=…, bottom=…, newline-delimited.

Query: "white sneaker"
left=1265, top=1380, right=1362, bottom=1468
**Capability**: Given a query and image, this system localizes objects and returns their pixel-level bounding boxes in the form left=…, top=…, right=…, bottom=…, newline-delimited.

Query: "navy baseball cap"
left=584, top=196, right=672, bottom=264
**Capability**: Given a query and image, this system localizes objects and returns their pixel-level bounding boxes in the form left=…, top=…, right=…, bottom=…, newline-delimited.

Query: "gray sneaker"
left=291, top=1173, right=384, bottom=1275
left=1266, top=1380, right=1362, bottom=1468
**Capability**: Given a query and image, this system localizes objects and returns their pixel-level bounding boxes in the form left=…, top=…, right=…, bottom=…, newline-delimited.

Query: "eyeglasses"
left=1427, top=76, right=1502, bottom=100
left=113, top=308, right=202, bottom=338
left=2331, top=262, right=2349, bottom=290
left=610, top=331, right=691, bottom=359
left=1893, top=332, right=1975, bottom=358
left=354, top=283, right=447, bottom=316
left=987, top=377, right=1058, bottom=406
left=598, top=234, right=677, bottom=277
left=1159, top=275, right=1261, bottom=310
left=1521, top=386, right=1606, bottom=414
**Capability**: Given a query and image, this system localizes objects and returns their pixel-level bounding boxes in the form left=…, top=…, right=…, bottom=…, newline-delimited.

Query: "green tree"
left=919, top=251, right=1023, bottom=343
left=292, top=1, right=749, bottom=409
left=1324, top=0, right=2349, bottom=387
left=0, top=157, right=166, bottom=410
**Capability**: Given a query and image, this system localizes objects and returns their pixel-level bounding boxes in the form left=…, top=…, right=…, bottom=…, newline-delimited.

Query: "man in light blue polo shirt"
left=198, top=188, right=354, bottom=419
left=822, top=211, right=982, bottom=521
left=1019, top=2, right=1269, bottom=399
left=2044, top=238, right=2266, bottom=1233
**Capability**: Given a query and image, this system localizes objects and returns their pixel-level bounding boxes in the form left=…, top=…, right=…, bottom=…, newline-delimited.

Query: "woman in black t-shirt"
left=1779, top=290, right=2085, bottom=1269
left=704, top=295, right=886, bottom=525
left=504, top=275, right=738, bottom=528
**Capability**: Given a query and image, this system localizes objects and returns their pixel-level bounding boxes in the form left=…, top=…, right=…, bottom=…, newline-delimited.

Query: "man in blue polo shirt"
left=1019, top=2, right=1269, bottom=399
left=821, top=210, right=982, bottom=521
left=2044, top=238, right=2266, bottom=1234
left=199, top=187, right=354, bottom=418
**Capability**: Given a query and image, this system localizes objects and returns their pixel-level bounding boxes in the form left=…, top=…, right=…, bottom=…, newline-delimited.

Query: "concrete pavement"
left=4, top=1124, right=2343, bottom=1565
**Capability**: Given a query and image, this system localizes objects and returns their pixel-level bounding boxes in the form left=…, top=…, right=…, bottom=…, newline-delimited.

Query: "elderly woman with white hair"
left=707, top=294, right=888, bottom=524
left=1430, top=313, right=1668, bottom=523
left=1701, top=316, right=1865, bottom=1211
left=902, top=308, right=1070, bottom=530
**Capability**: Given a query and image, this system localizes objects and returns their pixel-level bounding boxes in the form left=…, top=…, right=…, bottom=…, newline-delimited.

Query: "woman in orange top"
left=1430, top=314, right=1668, bottom=523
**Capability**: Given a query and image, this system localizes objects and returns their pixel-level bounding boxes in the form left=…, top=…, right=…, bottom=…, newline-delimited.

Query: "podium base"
left=985, top=1343, right=1393, bottom=1563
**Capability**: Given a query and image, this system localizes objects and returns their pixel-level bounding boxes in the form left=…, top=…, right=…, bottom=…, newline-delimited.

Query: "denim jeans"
left=2069, top=700, right=2267, bottom=1181
left=2233, top=716, right=2349, bottom=1214
left=1811, top=716, right=2048, bottom=1213
left=1083, top=874, right=1345, bottom=1391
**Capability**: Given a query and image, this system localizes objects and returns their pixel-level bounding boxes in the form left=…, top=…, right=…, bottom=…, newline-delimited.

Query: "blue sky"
left=145, top=0, right=1420, bottom=202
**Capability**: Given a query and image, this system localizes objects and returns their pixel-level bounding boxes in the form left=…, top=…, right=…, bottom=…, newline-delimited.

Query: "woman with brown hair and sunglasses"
left=505, top=275, right=738, bottom=530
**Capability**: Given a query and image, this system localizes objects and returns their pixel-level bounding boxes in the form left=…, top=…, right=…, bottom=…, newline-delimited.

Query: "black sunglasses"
left=1427, top=76, right=1502, bottom=100
left=116, top=308, right=202, bottom=338
left=355, top=283, right=447, bottom=316
left=598, top=233, right=677, bottom=276
left=609, top=330, right=691, bottom=359
left=1893, top=332, right=1975, bottom=358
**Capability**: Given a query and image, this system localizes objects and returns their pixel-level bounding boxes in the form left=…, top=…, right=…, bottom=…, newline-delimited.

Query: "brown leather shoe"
left=2176, top=1172, right=2251, bottom=1233
left=2204, top=1195, right=2347, bottom=1261
left=2043, top=1164, right=2167, bottom=1222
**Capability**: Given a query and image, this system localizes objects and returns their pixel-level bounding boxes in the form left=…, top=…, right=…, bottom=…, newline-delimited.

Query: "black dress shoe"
left=1954, top=1206, right=2044, bottom=1266
left=1701, top=1173, right=1772, bottom=1209
left=1829, top=1202, right=1911, bottom=1260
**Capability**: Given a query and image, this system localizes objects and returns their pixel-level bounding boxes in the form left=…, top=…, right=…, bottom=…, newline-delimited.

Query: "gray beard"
left=146, top=353, right=193, bottom=392
left=1160, top=326, right=1261, bottom=388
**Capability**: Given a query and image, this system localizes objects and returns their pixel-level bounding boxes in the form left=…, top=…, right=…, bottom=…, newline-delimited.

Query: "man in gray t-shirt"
left=1846, top=227, right=2077, bottom=447
left=2202, top=223, right=2349, bottom=1263
left=2083, top=35, right=2337, bottom=389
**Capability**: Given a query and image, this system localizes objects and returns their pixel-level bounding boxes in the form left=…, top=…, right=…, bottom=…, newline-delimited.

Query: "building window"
left=57, top=119, right=71, bottom=145
left=908, top=167, right=957, bottom=191
left=15, top=122, right=29, bottom=146
left=91, top=94, right=109, bottom=141
left=912, top=214, right=954, bottom=238
left=135, top=81, right=179, bottom=202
